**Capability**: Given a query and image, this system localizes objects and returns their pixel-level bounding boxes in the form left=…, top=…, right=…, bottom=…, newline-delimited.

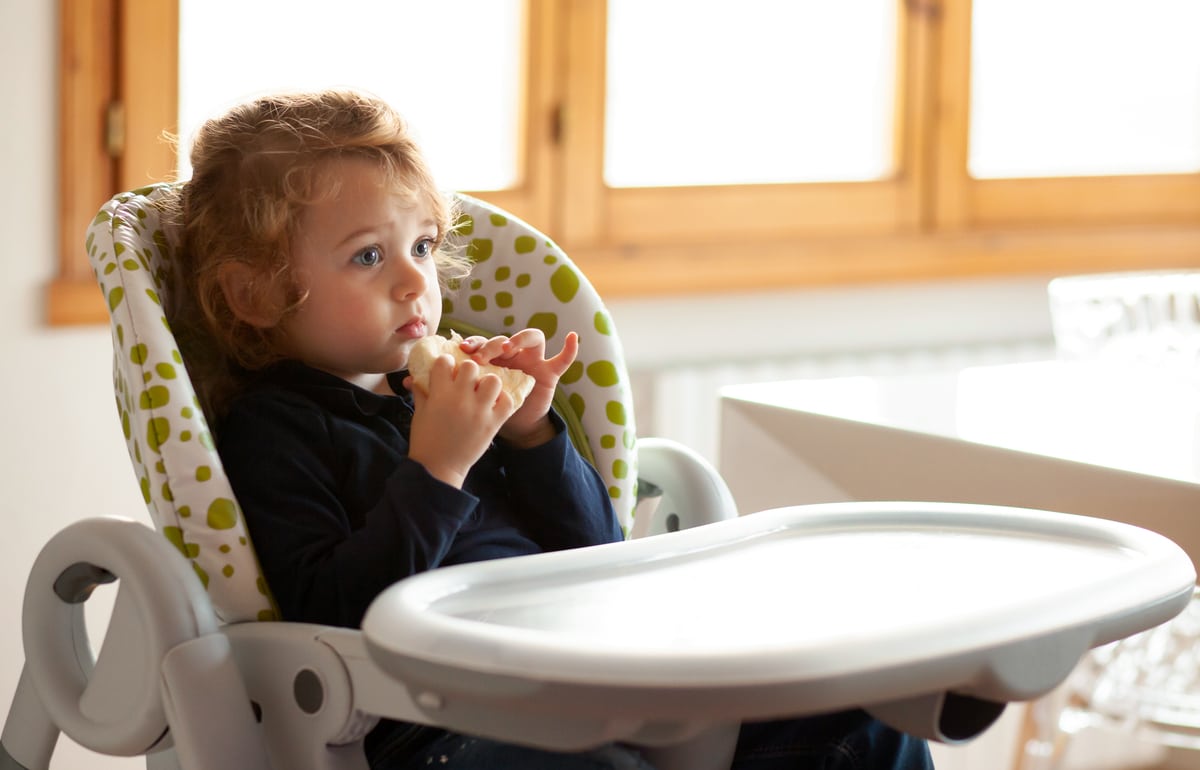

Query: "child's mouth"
left=397, top=319, right=426, bottom=339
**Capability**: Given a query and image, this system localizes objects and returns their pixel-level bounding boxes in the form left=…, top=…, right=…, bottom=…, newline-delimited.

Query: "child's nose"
left=391, top=257, right=428, bottom=300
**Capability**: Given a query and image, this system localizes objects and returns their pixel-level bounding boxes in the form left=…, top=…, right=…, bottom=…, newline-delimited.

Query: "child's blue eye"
left=352, top=246, right=383, bottom=267
left=412, top=238, right=434, bottom=259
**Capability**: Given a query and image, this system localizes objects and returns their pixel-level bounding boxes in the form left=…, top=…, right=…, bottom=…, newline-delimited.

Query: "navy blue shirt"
left=217, top=361, right=622, bottom=629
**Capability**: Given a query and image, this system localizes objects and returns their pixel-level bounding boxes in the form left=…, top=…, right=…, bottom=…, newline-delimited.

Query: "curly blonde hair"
left=168, top=90, right=471, bottom=419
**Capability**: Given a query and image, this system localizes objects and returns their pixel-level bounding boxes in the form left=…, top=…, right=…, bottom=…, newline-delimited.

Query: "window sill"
left=47, top=279, right=107, bottom=326
left=575, top=223, right=1200, bottom=298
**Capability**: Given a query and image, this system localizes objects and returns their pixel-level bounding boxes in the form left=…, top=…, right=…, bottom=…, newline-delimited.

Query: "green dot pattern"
left=560, top=361, right=584, bottom=385
left=88, top=183, right=277, bottom=624
left=586, top=360, right=620, bottom=387
left=527, top=312, right=558, bottom=339
left=468, top=238, right=493, bottom=262
left=550, top=265, right=580, bottom=303
left=207, top=498, right=238, bottom=529
left=442, top=194, right=639, bottom=530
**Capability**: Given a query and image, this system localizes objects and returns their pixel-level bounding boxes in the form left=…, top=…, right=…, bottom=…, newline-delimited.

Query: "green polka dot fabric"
left=86, top=186, right=640, bottom=624
left=87, top=183, right=277, bottom=623
left=444, top=195, right=638, bottom=528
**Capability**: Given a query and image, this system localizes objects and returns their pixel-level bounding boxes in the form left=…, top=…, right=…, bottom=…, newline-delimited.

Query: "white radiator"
left=631, top=339, right=1056, bottom=465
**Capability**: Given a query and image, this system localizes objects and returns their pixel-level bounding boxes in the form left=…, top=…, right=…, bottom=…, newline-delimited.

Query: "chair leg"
left=0, top=664, right=58, bottom=770
left=159, top=634, right=271, bottom=770
left=146, top=745, right=182, bottom=770
left=638, top=722, right=740, bottom=770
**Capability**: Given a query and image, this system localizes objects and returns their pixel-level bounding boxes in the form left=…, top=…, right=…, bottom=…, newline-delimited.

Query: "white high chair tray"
left=364, top=501, right=1193, bottom=733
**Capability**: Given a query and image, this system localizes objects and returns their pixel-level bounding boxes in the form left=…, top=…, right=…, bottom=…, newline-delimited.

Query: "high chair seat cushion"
left=442, top=195, right=638, bottom=525
left=88, top=184, right=276, bottom=623
left=87, top=186, right=638, bottom=623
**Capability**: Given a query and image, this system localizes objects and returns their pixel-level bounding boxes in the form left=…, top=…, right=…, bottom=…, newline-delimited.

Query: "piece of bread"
left=407, top=332, right=536, bottom=408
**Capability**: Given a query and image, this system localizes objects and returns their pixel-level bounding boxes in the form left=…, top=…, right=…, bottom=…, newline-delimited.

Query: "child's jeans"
left=381, top=710, right=934, bottom=770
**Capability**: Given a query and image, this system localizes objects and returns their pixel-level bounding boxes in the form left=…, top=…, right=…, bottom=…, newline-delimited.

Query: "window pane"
left=178, top=0, right=522, bottom=191
left=970, top=0, right=1200, bottom=179
left=604, top=1, right=897, bottom=188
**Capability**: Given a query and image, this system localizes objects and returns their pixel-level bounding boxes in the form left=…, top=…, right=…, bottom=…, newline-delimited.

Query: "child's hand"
left=460, top=330, right=579, bottom=448
left=404, top=354, right=520, bottom=488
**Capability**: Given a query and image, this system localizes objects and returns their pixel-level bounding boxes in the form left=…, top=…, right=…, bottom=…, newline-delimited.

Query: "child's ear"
left=217, top=261, right=283, bottom=329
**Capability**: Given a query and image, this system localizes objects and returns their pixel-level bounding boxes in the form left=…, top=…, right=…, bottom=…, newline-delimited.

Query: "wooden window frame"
left=932, top=0, right=1200, bottom=230
left=51, top=0, right=1200, bottom=325
left=51, top=0, right=177, bottom=325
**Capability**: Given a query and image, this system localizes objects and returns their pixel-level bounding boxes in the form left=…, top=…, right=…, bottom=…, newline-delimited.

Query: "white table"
left=719, top=359, right=1200, bottom=571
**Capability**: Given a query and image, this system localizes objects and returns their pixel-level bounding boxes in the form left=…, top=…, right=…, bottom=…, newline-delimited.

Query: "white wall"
left=609, top=279, right=1058, bottom=462
left=1, top=3, right=149, bottom=768
left=0, top=3, right=1061, bottom=768
left=608, top=277, right=1055, bottom=372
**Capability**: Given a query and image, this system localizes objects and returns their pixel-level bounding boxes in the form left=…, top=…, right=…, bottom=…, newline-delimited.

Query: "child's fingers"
left=546, top=331, right=580, bottom=375
left=459, top=335, right=491, bottom=353
left=406, top=376, right=427, bottom=411
left=465, top=335, right=513, bottom=364
left=489, top=329, right=549, bottom=368
left=473, top=369, right=502, bottom=398
left=503, top=328, right=546, bottom=354
left=554, top=331, right=579, bottom=360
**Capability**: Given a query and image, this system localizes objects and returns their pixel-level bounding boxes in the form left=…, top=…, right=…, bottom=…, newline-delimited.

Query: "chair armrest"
left=631, top=437, right=738, bottom=539
left=12, top=516, right=269, bottom=769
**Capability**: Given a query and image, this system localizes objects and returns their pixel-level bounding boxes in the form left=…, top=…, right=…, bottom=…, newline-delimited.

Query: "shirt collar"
left=255, top=361, right=412, bottom=419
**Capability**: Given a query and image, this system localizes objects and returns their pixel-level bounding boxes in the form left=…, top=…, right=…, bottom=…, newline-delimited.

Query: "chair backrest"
left=87, top=185, right=638, bottom=623
left=440, top=194, right=638, bottom=516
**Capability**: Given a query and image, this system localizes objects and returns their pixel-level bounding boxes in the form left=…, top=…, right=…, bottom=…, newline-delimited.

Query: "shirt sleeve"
left=497, top=410, right=624, bottom=551
left=218, top=392, right=477, bottom=628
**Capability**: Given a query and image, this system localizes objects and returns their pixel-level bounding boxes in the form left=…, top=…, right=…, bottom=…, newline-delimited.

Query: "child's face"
left=278, top=156, right=443, bottom=391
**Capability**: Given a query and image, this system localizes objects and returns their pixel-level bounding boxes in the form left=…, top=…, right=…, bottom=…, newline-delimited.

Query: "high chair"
left=2, top=187, right=1195, bottom=770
